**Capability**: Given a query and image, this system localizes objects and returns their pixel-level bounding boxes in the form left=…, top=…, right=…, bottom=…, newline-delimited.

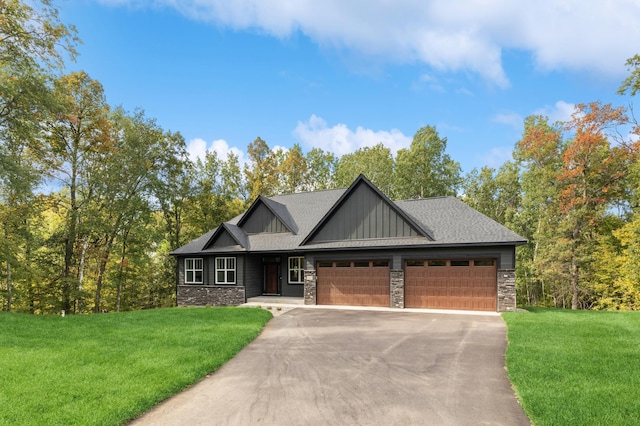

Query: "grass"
left=503, top=308, right=640, bottom=426
left=0, top=307, right=272, bottom=426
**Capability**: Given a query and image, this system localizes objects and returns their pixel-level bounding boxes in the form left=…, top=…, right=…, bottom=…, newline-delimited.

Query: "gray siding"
left=242, top=203, right=287, bottom=234
left=281, top=255, right=305, bottom=297
left=244, top=255, right=263, bottom=297
left=177, top=257, right=185, bottom=285
left=211, top=229, right=241, bottom=248
left=310, top=181, right=419, bottom=242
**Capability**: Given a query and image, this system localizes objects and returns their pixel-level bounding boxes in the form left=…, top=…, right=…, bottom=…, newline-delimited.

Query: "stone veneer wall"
left=390, top=270, right=404, bottom=308
left=304, top=270, right=317, bottom=305
left=177, top=285, right=245, bottom=306
left=497, top=269, right=516, bottom=312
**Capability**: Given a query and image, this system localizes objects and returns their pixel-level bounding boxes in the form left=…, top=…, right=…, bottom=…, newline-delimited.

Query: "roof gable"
left=238, top=196, right=296, bottom=234
left=302, top=175, right=432, bottom=244
left=202, top=223, right=246, bottom=250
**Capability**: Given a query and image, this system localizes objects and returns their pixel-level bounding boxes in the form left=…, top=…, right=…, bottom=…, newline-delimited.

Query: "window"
left=354, top=261, right=370, bottom=267
left=288, top=257, right=305, bottom=284
left=215, top=257, right=236, bottom=284
left=406, top=260, right=424, bottom=267
left=427, top=260, right=447, bottom=267
left=372, top=260, right=389, bottom=267
left=474, top=259, right=495, bottom=267
left=451, top=260, right=470, bottom=267
left=185, top=258, right=203, bottom=284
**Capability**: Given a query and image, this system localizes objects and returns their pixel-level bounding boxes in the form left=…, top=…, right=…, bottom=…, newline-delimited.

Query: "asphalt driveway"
left=130, top=308, right=529, bottom=425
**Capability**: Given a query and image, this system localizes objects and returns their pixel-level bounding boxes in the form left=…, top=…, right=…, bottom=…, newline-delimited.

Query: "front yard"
left=0, top=307, right=271, bottom=425
left=503, top=308, right=640, bottom=426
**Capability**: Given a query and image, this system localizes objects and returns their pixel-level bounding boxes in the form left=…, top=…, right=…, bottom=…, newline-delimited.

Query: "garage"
left=316, top=260, right=390, bottom=307
left=405, top=259, right=497, bottom=311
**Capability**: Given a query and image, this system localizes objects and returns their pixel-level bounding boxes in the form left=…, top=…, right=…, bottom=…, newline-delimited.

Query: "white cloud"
left=292, top=115, right=412, bottom=157
left=477, top=146, right=514, bottom=168
left=186, top=138, right=247, bottom=166
left=412, top=73, right=445, bottom=92
left=186, top=138, right=208, bottom=163
left=534, top=100, right=576, bottom=124
left=100, top=0, right=640, bottom=85
left=493, top=111, right=523, bottom=130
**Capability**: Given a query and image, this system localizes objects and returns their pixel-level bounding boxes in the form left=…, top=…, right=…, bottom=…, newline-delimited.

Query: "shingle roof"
left=171, top=180, right=526, bottom=256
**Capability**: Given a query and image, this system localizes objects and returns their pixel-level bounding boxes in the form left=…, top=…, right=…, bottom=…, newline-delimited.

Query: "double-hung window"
left=185, top=258, right=203, bottom=284
left=288, top=257, right=305, bottom=284
left=215, top=257, right=236, bottom=284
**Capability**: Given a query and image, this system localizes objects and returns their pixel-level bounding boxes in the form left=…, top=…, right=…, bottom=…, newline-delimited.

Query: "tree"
left=462, top=161, right=521, bottom=227
left=395, top=126, right=462, bottom=199
left=618, top=55, right=640, bottom=96
left=559, top=102, right=629, bottom=309
left=334, top=143, right=394, bottom=196
left=244, top=137, right=282, bottom=200
left=1, top=0, right=78, bottom=311
left=40, top=71, right=112, bottom=313
left=515, top=115, right=565, bottom=306
left=305, top=148, right=336, bottom=190
left=279, top=144, right=308, bottom=193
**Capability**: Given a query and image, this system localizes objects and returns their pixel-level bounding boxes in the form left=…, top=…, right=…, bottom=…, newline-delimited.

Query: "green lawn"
left=0, top=307, right=272, bottom=426
left=503, top=308, right=640, bottom=426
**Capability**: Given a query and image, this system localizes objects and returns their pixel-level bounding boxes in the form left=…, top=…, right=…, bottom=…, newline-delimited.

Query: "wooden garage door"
left=405, top=259, right=496, bottom=311
left=316, top=260, right=390, bottom=307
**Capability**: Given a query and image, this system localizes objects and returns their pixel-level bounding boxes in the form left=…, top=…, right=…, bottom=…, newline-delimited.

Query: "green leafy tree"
left=1, top=0, right=78, bottom=311
left=40, top=71, right=112, bottom=313
left=279, top=144, right=308, bottom=193
left=618, top=55, right=640, bottom=96
left=462, top=161, right=521, bottom=227
left=395, top=126, right=462, bottom=199
left=334, top=143, right=394, bottom=196
left=244, top=137, right=282, bottom=199
left=305, top=147, right=336, bottom=190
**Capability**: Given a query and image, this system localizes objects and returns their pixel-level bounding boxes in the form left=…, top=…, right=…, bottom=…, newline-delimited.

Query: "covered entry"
left=316, top=260, right=390, bottom=307
left=405, top=259, right=497, bottom=311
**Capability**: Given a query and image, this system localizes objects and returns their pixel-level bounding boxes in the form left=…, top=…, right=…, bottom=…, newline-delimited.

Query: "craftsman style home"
left=171, top=175, right=526, bottom=312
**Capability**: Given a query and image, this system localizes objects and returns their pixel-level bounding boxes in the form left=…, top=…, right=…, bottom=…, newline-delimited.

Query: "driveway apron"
left=130, top=309, right=530, bottom=426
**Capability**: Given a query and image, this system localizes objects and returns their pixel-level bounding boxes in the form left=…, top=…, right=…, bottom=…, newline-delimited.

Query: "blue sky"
left=59, top=0, right=640, bottom=174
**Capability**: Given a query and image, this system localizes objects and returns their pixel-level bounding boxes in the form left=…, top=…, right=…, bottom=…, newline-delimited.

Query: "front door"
left=265, top=263, right=279, bottom=295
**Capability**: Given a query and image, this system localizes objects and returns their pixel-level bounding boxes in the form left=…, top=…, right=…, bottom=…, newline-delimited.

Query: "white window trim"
left=215, top=257, right=236, bottom=284
left=288, top=256, right=305, bottom=284
left=185, top=258, right=203, bottom=284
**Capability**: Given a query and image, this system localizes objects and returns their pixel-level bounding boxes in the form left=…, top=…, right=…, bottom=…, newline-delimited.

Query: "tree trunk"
left=116, top=230, right=129, bottom=313
left=77, top=238, right=89, bottom=313
left=63, top=159, right=78, bottom=313
left=94, top=234, right=115, bottom=313
left=571, top=227, right=580, bottom=310
left=6, top=262, right=11, bottom=313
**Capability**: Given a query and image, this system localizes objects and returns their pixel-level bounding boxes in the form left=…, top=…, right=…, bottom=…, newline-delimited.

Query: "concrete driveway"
left=130, top=308, right=529, bottom=426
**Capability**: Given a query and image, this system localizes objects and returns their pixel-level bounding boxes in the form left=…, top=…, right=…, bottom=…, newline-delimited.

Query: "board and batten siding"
left=244, top=255, right=263, bottom=297
left=211, top=229, right=240, bottom=249
left=242, top=202, right=288, bottom=234
left=310, top=181, right=419, bottom=243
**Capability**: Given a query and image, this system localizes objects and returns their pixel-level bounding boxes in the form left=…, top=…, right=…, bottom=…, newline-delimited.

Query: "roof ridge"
left=396, top=195, right=455, bottom=202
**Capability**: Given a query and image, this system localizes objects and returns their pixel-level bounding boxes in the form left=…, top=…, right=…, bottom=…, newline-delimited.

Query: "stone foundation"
left=497, top=269, right=516, bottom=312
left=177, top=285, right=245, bottom=306
left=304, top=270, right=317, bottom=305
left=390, top=270, right=404, bottom=308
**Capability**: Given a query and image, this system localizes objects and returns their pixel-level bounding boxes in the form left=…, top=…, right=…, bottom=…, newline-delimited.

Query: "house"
left=171, top=175, right=526, bottom=312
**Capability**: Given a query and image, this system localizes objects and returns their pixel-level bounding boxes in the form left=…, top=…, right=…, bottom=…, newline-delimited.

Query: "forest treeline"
left=2, top=0, right=640, bottom=313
